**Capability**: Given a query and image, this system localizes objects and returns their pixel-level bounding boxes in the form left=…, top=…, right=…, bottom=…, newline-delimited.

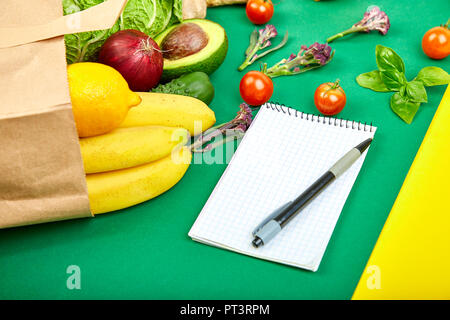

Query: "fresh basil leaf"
left=380, top=69, right=407, bottom=90
left=405, top=81, right=428, bottom=103
left=376, top=45, right=406, bottom=73
left=390, top=92, right=421, bottom=124
left=356, top=70, right=391, bottom=92
left=414, top=66, right=450, bottom=87
left=399, top=85, right=406, bottom=97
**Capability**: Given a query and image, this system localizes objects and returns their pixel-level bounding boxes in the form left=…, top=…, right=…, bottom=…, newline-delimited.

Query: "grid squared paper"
left=189, top=103, right=377, bottom=271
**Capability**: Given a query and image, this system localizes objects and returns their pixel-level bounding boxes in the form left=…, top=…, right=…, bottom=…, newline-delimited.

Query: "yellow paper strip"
left=353, top=85, right=450, bottom=300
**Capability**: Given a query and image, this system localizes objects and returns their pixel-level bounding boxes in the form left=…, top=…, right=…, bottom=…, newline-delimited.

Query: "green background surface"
left=1, top=0, right=449, bottom=299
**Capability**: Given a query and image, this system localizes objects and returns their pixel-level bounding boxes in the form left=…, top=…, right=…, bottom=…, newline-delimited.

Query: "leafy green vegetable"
left=63, top=0, right=183, bottom=64
left=356, top=45, right=450, bottom=124
left=152, top=72, right=215, bottom=105
left=390, top=92, right=420, bottom=124
left=375, top=45, right=407, bottom=90
left=405, top=81, right=427, bottom=103
left=415, top=67, right=450, bottom=87
left=380, top=69, right=407, bottom=90
left=375, top=45, right=405, bottom=73
left=356, top=70, right=390, bottom=92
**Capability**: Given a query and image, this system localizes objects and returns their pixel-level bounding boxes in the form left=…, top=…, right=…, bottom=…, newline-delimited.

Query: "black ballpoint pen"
left=252, top=138, right=373, bottom=248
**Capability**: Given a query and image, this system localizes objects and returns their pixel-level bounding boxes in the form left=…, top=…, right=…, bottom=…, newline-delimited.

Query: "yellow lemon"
left=67, top=62, right=142, bottom=138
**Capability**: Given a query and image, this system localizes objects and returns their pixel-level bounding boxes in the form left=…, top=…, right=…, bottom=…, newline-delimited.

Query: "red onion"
left=98, top=29, right=163, bottom=92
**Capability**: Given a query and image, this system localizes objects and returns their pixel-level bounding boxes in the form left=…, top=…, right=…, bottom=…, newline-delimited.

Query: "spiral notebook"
left=189, top=102, right=377, bottom=271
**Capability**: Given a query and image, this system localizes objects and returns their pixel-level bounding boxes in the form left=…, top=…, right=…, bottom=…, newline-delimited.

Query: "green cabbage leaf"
left=63, top=0, right=183, bottom=64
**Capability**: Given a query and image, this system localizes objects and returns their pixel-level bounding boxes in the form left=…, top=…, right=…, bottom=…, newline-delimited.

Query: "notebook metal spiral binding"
left=265, top=102, right=374, bottom=132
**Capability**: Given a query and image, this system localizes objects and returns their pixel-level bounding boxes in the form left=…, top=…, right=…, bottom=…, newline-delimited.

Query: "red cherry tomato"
left=422, top=24, right=450, bottom=60
left=246, top=0, right=274, bottom=25
left=240, top=71, right=274, bottom=106
left=314, top=80, right=346, bottom=116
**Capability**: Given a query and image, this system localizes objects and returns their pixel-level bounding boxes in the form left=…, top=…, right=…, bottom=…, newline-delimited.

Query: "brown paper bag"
left=0, top=0, right=127, bottom=228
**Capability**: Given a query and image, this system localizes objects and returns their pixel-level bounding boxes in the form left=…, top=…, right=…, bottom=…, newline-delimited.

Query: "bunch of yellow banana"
left=80, top=92, right=216, bottom=214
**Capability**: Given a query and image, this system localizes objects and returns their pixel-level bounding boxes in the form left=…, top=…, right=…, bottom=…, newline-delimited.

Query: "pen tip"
left=252, top=237, right=263, bottom=248
left=355, top=138, right=372, bottom=154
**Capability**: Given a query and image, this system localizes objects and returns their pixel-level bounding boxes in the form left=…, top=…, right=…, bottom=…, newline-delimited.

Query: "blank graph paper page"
left=189, top=103, right=376, bottom=271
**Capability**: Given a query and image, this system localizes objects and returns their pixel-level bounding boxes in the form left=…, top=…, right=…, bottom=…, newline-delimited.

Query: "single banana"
left=119, top=92, right=216, bottom=135
left=80, top=126, right=189, bottom=174
left=86, top=147, right=192, bottom=215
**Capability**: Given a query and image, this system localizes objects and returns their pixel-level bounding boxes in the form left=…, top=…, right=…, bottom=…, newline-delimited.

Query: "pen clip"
left=252, top=201, right=292, bottom=236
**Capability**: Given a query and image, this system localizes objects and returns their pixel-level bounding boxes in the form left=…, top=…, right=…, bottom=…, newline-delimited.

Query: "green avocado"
left=155, top=19, right=228, bottom=81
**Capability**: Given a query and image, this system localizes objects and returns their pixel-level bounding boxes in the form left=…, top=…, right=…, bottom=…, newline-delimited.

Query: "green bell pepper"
left=152, top=72, right=215, bottom=105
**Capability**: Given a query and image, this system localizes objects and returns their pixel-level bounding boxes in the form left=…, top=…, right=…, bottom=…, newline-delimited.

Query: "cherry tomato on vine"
left=239, top=71, right=274, bottom=106
left=422, top=22, right=450, bottom=60
left=246, top=0, right=274, bottom=25
left=314, top=80, right=346, bottom=116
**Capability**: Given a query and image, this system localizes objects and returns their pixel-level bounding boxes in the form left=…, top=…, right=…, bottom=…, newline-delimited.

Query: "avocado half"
left=155, top=19, right=228, bottom=82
